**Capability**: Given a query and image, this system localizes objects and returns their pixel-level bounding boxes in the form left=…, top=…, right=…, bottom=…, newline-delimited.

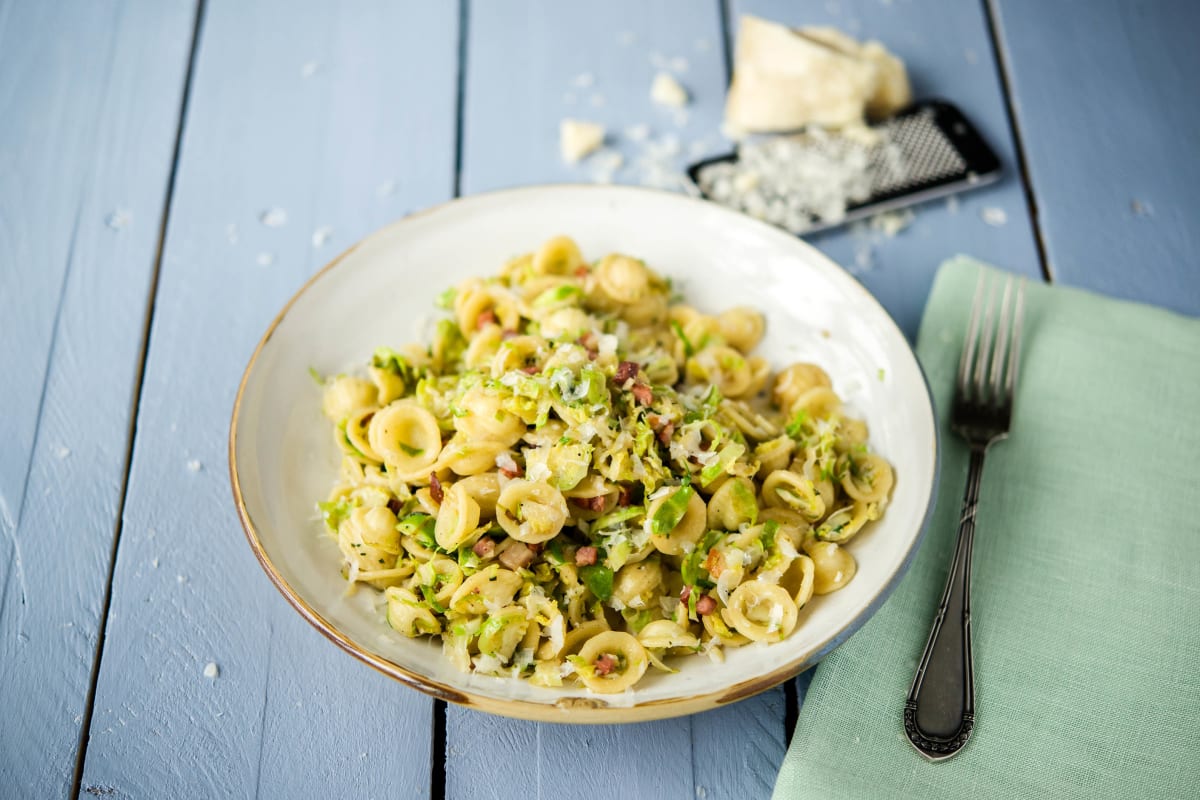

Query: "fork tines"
left=957, top=273, right=1026, bottom=408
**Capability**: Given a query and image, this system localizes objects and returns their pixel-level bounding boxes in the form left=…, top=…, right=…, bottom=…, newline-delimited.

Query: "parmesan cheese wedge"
left=560, top=119, right=606, bottom=163
left=724, top=16, right=911, bottom=133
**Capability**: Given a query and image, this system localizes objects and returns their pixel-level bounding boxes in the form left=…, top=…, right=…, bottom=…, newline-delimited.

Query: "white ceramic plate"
left=230, top=184, right=938, bottom=722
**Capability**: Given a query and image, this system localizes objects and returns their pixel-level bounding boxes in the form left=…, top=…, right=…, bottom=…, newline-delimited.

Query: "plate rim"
left=228, top=183, right=941, bottom=723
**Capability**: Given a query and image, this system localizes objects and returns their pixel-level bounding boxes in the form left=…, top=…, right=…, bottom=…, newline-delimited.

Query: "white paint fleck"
left=151, top=558, right=159, bottom=569
left=53, top=444, right=70, bottom=459
left=854, top=735, right=861, bottom=743
left=571, top=72, right=595, bottom=89
left=696, top=786, right=708, bottom=798
left=105, top=209, right=132, bottom=230
left=1131, top=198, right=1154, bottom=217
left=256, top=252, right=275, bottom=267
left=203, top=662, right=219, bottom=679
left=226, top=223, right=239, bottom=244
left=187, top=459, right=202, bottom=472
left=980, top=206, right=1008, bottom=226
left=177, top=574, right=188, bottom=584
left=945, top=195, right=961, bottom=214
left=617, top=30, right=635, bottom=46
left=589, top=93, right=606, bottom=108
left=300, top=61, right=321, bottom=78
left=311, top=226, right=333, bottom=248
left=964, top=48, right=978, bottom=65
left=259, top=207, right=288, bottom=227
left=375, top=179, right=397, bottom=198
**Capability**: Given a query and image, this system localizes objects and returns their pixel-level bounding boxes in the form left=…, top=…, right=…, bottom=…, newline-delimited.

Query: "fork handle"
left=904, top=447, right=982, bottom=760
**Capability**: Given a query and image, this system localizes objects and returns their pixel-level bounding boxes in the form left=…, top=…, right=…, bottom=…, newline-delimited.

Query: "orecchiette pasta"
left=312, top=236, right=893, bottom=692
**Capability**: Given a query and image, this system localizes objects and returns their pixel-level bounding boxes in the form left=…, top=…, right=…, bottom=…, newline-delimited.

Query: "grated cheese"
left=696, top=127, right=907, bottom=234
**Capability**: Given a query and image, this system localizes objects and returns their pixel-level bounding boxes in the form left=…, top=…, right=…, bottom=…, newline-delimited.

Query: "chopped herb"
left=877, top=368, right=886, bottom=381
left=784, top=409, right=809, bottom=439
left=307, top=366, right=323, bottom=385
left=398, top=442, right=424, bottom=457
left=436, top=287, right=458, bottom=309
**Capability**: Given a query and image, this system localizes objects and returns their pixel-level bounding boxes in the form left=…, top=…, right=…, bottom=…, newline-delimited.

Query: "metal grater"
left=687, top=100, right=1001, bottom=235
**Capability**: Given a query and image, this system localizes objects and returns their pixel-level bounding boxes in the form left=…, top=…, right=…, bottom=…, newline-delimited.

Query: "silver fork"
left=904, top=273, right=1026, bottom=761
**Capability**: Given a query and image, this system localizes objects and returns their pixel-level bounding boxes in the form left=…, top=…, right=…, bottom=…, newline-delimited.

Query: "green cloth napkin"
left=773, top=257, right=1200, bottom=799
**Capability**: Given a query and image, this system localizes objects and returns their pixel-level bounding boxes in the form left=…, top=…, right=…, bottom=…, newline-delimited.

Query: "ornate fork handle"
left=904, top=446, right=984, bottom=760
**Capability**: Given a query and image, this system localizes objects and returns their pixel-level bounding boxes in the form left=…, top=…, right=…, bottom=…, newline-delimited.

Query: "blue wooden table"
left=3, top=1, right=1197, bottom=797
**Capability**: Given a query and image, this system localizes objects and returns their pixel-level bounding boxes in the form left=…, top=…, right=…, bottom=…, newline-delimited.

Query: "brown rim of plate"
left=227, top=184, right=927, bottom=723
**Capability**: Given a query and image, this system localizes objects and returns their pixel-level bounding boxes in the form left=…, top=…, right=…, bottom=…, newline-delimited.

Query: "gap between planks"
left=982, top=0, right=1052, bottom=283
left=69, top=0, right=209, bottom=795
left=431, top=1, right=470, bottom=796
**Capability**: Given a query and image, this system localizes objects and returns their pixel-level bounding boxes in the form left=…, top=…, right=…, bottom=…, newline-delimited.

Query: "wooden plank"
left=0, top=1, right=197, bottom=796
left=733, top=0, right=1045, bottom=339
left=77, top=3, right=459, bottom=797
left=447, top=4, right=787, bottom=800
left=991, top=0, right=1200, bottom=314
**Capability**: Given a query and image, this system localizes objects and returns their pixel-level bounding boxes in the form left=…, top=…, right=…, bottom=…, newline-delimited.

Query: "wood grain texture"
left=991, top=0, right=1200, bottom=315
left=0, top=1, right=196, bottom=795
left=77, top=3, right=459, bottom=797
left=733, top=0, right=1045, bottom=339
left=447, top=5, right=787, bottom=800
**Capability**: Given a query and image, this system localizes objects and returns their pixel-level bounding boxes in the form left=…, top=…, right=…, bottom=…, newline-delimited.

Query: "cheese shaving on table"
left=559, top=119, right=606, bottom=163
left=650, top=72, right=690, bottom=108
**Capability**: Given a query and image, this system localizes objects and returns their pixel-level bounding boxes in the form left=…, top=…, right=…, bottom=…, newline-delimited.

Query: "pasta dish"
left=313, top=236, right=893, bottom=693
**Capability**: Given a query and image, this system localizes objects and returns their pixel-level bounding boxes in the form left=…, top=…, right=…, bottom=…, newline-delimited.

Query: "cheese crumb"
left=560, top=119, right=606, bottom=163
left=53, top=445, right=71, bottom=459
left=259, top=208, right=287, bottom=227
left=106, top=210, right=132, bottom=230
left=256, top=252, right=274, bottom=266
left=203, top=662, right=219, bottom=679
left=980, top=207, right=1008, bottom=227
left=651, top=72, right=690, bottom=108
left=187, top=459, right=202, bottom=472
left=311, top=226, right=333, bottom=248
